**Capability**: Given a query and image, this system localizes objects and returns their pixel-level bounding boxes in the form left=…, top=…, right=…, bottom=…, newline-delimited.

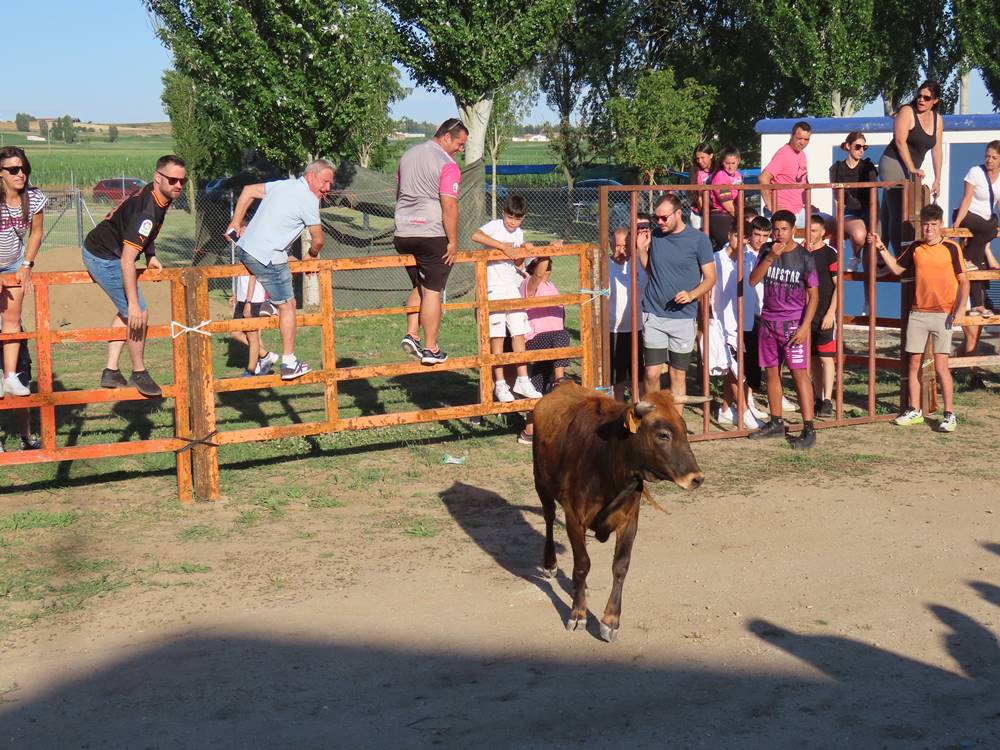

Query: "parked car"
left=485, top=182, right=510, bottom=203
left=93, top=177, right=146, bottom=204
left=560, top=178, right=627, bottom=206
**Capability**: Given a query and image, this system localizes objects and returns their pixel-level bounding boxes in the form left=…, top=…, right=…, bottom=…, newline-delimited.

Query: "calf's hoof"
left=565, top=615, right=586, bottom=632
left=543, top=565, right=558, bottom=579
left=599, top=622, right=619, bottom=643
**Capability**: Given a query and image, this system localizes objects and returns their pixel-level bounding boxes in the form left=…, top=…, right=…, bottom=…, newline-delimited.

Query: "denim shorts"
left=0, top=255, right=23, bottom=274
left=82, top=246, right=147, bottom=319
left=237, top=248, right=293, bottom=304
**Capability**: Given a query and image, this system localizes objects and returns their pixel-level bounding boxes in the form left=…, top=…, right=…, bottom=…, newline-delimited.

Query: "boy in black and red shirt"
left=806, top=214, right=839, bottom=418
left=82, top=155, right=186, bottom=396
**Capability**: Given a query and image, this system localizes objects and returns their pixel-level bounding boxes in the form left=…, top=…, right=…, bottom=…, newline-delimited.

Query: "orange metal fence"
left=595, top=177, right=924, bottom=439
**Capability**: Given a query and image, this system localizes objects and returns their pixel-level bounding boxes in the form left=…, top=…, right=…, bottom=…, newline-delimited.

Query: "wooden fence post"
left=183, top=268, right=221, bottom=500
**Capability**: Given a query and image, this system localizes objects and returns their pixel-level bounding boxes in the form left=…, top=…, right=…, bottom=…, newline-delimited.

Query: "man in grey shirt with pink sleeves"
left=394, top=118, right=468, bottom=365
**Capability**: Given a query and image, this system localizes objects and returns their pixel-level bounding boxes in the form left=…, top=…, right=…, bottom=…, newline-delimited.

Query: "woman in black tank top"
left=878, top=80, right=944, bottom=253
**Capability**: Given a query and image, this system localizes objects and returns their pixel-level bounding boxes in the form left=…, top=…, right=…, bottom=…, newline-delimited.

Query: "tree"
left=954, top=0, right=1000, bottom=109
left=751, top=0, right=881, bottom=116
left=386, top=0, right=573, bottom=163
left=59, top=115, right=77, bottom=144
left=145, top=0, right=399, bottom=173
left=38, top=119, right=48, bottom=140
left=107, top=125, right=120, bottom=143
left=348, top=66, right=408, bottom=169
left=484, top=73, right=536, bottom=217
left=604, top=69, right=714, bottom=188
left=14, top=113, right=32, bottom=132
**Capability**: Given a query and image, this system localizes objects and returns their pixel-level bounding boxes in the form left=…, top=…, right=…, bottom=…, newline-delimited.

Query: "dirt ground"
left=1, top=394, right=998, bottom=749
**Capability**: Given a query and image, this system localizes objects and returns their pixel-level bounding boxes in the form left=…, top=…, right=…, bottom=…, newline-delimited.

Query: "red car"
left=92, top=177, right=146, bottom=204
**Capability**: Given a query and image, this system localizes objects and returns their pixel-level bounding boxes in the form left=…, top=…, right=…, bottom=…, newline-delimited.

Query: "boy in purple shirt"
left=747, top=210, right=819, bottom=449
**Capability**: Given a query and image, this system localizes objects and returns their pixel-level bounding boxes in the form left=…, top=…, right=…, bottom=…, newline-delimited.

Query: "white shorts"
left=490, top=311, right=530, bottom=338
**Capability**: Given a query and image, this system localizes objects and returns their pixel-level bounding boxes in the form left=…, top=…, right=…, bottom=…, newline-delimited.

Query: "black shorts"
left=393, top=235, right=452, bottom=293
left=811, top=322, right=836, bottom=357
left=234, top=301, right=263, bottom=319
left=608, top=331, right=644, bottom=384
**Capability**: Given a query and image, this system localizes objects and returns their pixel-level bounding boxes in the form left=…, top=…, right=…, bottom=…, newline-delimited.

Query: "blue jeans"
left=237, top=248, right=293, bottom=304
left=82, top=246, right=147, bottom=319
left=0, top=256, right=23, bottom=274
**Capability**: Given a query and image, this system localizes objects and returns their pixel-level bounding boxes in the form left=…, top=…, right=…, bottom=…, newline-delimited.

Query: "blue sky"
left=3, top=1, right=995, bottom=125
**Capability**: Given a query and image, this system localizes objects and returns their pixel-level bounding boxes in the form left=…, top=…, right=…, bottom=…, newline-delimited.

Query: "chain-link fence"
left=34, top=177, right=746, bottom=309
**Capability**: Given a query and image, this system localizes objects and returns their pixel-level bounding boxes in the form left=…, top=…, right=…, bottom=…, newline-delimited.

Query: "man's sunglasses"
left=158, top=171, right=188, bottom=186
left=1, top=165, right=27, bottom=176
left=654, top=210, right=679, bottom=222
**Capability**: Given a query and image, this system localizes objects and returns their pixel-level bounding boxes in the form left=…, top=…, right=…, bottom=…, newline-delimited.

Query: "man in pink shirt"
left=760, top=121, right=812, bottom=226
left=394, top=118, right=468, bottom=365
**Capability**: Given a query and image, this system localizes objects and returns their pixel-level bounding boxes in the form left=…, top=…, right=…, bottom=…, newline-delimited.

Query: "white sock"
left=282, top=354, right=297, bottom=367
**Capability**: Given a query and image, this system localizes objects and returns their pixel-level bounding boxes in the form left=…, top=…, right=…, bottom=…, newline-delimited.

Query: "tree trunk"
left=960, top=67, right=971, bottom=114
left=358, top=143, right=371, bottom=169
left=490, top=154, right=498, bottom=220
left=457, top=97, right=493, bottom=164
left=831, top=91, right=857, bottom=117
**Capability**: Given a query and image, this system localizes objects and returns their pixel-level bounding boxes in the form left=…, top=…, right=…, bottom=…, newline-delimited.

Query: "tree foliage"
left=485, top=72, right=536, bottom=216
left=38, top=119, right=48, bottom=139
left=386, top=0, right=572, bottom=162
left=349, top=66, right=408, bottom=169
left=954, top=0, right=1000, bottom=110
left=107, top=125, right=120, bottom=143
left=751, top=0, right=880, bottom=116
left=145, top=0, right=398, bottom=173
left=50, top=115, right=77, bottom=144
left=605, top=69, right=714, bottom=185
left=14, top=113, right=32, bottom=132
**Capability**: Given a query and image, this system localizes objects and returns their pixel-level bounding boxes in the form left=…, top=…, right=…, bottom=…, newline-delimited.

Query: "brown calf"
left=532, top=383, right=704, bottom=641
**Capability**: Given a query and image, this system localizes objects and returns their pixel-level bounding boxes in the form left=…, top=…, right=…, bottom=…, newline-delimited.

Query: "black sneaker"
left=20, top=435, right=41, bottom=451
left=748, top=419, right=785, bottom=440
left=101, top=368, right=128, bottom=388
left=420, top=347, right=448, bottom=365
left=817, top=399, right=834, bottom=418
left=128, top=370, right=162, bottom=398
left=400, top=334, right=422, bottom=360
left=789, top=428, right=816, bottom=450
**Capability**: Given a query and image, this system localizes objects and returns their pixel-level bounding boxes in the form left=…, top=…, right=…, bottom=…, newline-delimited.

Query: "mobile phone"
left=225, top=228, right=239, bottom=242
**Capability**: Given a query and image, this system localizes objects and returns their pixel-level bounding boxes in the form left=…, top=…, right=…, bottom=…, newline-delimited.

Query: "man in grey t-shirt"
left=636, top=193, right=716, bottom=399
left=394, top=118, right=468, bottom=365
left=226, top=159, right=333, bottom=380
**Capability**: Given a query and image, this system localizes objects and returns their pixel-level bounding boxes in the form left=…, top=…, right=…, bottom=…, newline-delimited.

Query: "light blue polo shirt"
left=237, top=177, right=321, bottom=266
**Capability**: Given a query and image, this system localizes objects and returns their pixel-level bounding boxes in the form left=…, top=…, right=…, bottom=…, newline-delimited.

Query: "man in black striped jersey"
left=82, top=155, right=186, bottom=397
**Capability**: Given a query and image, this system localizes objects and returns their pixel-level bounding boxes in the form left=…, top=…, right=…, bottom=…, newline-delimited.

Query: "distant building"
left=390, top=131, right=426, bottom=141
left=26, top=135, right=46, bottom=142
left=512, top=133, right=549, bottom=143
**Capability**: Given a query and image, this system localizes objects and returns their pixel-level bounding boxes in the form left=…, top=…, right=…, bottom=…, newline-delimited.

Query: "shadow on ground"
left=2, top=589, right=997, bottom=749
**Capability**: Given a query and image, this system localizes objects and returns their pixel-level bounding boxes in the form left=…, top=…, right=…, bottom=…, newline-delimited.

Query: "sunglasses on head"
left=157, top=170, right=188, bottom=186
left=1, top=165, right=27, bottom=176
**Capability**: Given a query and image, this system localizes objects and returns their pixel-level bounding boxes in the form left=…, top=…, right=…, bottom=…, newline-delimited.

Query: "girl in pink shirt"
left=516, top=257, right=571, bottom=444
left=690, top=143, right=714, bottom=230
left=708, top=146, right=742, bottom=249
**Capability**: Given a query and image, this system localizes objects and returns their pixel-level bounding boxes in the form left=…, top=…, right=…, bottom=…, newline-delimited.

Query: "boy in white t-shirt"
left=608, top=218, right=650, bottom=401
left=470, top=195, right=544, bottom=402
left=232, top=273, right=279, bottom=377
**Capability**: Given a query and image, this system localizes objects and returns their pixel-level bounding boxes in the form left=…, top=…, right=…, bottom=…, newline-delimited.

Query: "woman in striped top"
left=0, top=147, right=46, bottom=398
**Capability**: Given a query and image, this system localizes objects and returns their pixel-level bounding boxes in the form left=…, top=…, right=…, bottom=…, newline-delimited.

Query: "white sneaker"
left=717, top=405, right=736, bottom=426
left=2, top=374, right=29, bottom=397
left=742, top=410, right=764, bottom=429
left=512, top=376, right=543, bottom=399
left=846, top=256, right=862, bottom=273
left=782, top=395, right=798, bottom=412
left=748, top=398, right=769, bottom=421
left=494, top=381, right=515, bottom=403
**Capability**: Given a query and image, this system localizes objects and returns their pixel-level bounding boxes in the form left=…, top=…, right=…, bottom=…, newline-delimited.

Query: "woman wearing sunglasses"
left=830, top=132, right=879, bottom=273
left=0, top=147, right=46, bottom=398
left=878, top=80, right=944, bottom=254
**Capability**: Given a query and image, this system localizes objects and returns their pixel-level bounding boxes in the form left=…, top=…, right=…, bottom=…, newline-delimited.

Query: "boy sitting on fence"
left=470, top=195, right=544, bottom=403
left=872, top=203, right=969, bottom=433
left=747, top=209, right=819, bottom=449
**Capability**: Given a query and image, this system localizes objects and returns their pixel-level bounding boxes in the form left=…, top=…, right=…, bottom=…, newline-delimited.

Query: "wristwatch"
left=24, top=260, right=34, bottom=268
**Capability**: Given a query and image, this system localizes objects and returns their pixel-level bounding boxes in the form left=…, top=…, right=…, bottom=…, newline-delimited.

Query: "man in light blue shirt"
left=227, top=159, right=333, bottom=380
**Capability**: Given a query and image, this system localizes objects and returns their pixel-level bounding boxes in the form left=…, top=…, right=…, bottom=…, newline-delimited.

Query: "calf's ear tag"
left=625, top=409, right=640, bottom=434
